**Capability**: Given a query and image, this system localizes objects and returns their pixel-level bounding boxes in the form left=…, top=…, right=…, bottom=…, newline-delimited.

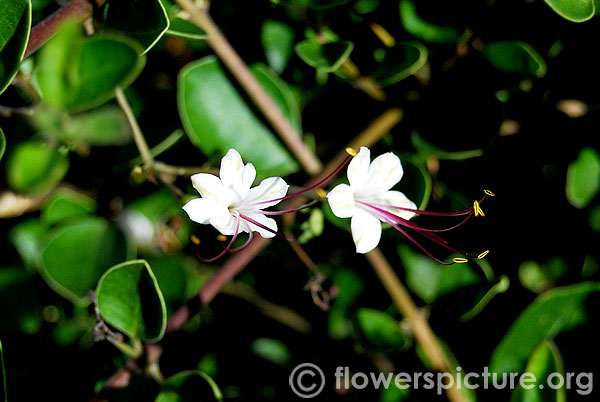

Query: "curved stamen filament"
left=195, top=216, right=242, bottom=263
left=229, top=225, right=254, bottom=252
left=240, top=214, right=293, bottom=241
left=259, top=199, right=319, bottom=215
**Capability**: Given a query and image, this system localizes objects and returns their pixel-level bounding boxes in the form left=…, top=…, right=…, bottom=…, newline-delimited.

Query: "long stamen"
left=259, top=199, right=319, bottom=215
left=195, top=216, right=241, bottom=263
left=240, top=214, right=293, bottom=241
left=367, top=193, right=489, bottom=218
left=229, top=225, right=254, bottom=252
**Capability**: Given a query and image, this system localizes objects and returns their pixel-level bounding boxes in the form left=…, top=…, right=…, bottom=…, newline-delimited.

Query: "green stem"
left=115, top=87, right=154, bottom=169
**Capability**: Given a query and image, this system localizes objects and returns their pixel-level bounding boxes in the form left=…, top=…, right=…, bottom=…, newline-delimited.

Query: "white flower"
left=182, top=149, right=289, bottom=238
left=327, top=147, right=417, bottom=254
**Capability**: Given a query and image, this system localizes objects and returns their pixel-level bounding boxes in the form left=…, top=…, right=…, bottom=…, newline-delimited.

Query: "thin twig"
left=115, top=88, right=154, bottom=168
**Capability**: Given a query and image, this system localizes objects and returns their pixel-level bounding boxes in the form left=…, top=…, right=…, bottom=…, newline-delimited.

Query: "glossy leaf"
left=398, top=243, right=480, bottom=303
left=9, top=218, right=47, bottom=271
left=372, top=42, right=428, bottom=86
left=96, top=260, right=167, bottom=341
left=566, top=147, right=600, bottom=208
left=41, top=188, right=97, bottom=225
left=35, top=23, right=146, bottom=112
left=490, top=282, right=600, bottom=374
left=295, top=40, right=354, bottom=72
left=160, top=0, right=208, bottom=40
left=355, top=308, right=408, bottom=351
left=482, top=41, right=547, bottom=77
left=40, top=217, right=131, bottom=305
left=0, top=128, right=5, bottom=161
left=177, top=56, right=299, bottom=177
left=0, top=0, right=31, bottom=95
left=251, top=338, right=291, bottom=365
left=104, top=0, right=170, bottom=54
left=261, top=20, right=295, bottom=74
left=7, top=140, right=69, bottom=195
left=399, top=0, right=461, bottom=43
left=156, top=370, right=223, bottom=402
left=543, top=0, right=595, bottom=22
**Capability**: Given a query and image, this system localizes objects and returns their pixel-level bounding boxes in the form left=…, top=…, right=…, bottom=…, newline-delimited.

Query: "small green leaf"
left=566, top=147, right=600, bottom=208
left=298, top=208, right=324, bottom=243
left=177, top=56, right=299, bottom=177
left=35, top=23, right=146, bottom=112
left=104, top=0, right=170, bottom=54
left=482, top=41, right=547, bottom=77
left=295, top=40, right=354, bottom=72
left=543, top=0, right=595, bottom=22
left=355, top=308, right=408, bottom=351
left=7, top=140, right=69, bottom=195
left=490, top=282, right=600, bottom=374
left=251, top=338, right=291, bottom=365
left=399, top=243, right=480, bottom=303
left=9, top=218, right=47, bottom=271
left=97, top=260, right=167, bottom=341
left=399, top=0, right=461, bottom=43
left=156, top=370, right=223, bottom=402
left=41, top=188, right=97, bottom=225
left=372, top=42, right=428, bottom=86
left=0, top=128, right=5, bottom=161
left=329, top=268, right=364, bottom=339
left=145, top=256, right=187, bottom=308
left=0, top=0, right=31, bottom=95
left=161, top=0, right=208, bottom=40
left=261, top=20, right=295, bottom=74
left=40, top=217, right=131, bottom=305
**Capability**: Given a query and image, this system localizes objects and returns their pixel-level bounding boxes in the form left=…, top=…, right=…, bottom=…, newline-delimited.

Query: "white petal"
left=220, top=149, right=254, bottom=198
left=242, top=163, right=256, bottom=192
left=242, top=213, right=278, bottom=238
left=182, top=198, right=229, bottom=225
left=351, top=209, right=382, bottom=254
left=191, top=173, right=230, bottom=202
left=347, top=147, right=371, bottom=188
left=327, top=183, right=355, bottom=218
left=382, top=190, right=417, bottom=221
left=210, top=213, right=239, bottom=236
left=245, top=177, right=289, bottom=209
left=367, top=152, right=403, bottom=192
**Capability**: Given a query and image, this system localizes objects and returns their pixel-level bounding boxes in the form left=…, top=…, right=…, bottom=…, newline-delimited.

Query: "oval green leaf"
left=355, top=308, right=409, bottom=351
left=0, top=0, right=31, bottom=95
left=399, top=0, right=461, bottom=43
left=490, top=282, right=600, bottom=374
left=261, top=20, right=295, bottom=74
left=482, top=41, right=547, bottom=77
left=41, top=188, right=97, bottom=225
left=7, top=140, right=69, bottom=195
left=566, top=147, right=600, bottom=208
left=104, top=0, right=170, bottom=54
left=177, top=56, right=299, bottom=177
left=544, top=0, right=595, bottom=22
left=156, top=370, right=223, bottom=402
left=295, top=40, right=354, bottom=72
left=372, top=42, right=428, bottom=86
left=251, top=338, right=291, bottom=365
left=96, top=260, right=167, bottom=342
left=161, top=0, right=208, bottom=40
left=40, top=217, right=131, bottom=305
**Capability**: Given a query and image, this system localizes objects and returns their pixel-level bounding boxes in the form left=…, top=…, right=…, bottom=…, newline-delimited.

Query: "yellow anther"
left=190, top=235, right=201, bottom=245
left=369, top=22, right=396, bottom=48
left=216, top=234, right=227, bottom=242
left=453, top=257, right=469, bottom=264
left=315, top=188, right=327, bottom=198
left=477, top=250, right=490, bottom=259
left=345, top=147, right=357, bottom=156
left=473, top=200, right=485, bottom=217
left=484, top=189, right=495, bottom=197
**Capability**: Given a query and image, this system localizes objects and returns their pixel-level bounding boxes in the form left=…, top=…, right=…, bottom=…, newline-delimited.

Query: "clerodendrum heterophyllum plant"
left=183, top=146, right=492, bottom=265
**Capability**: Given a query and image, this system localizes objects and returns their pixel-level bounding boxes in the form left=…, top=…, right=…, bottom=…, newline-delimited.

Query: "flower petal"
left=191, top=173, right=232, bottom=203
left=220, top=149, right=254, bottom=199
left=327, top=183, right=355, bottom=218
left=383, top=190, right=417, bottom=221
left=367, top=152, right=403, bottom=192
left=182, top=198, right=230, bottom=225
left=351, top=209, right=382, bottom=254
left=245, top=176, right=289, bottom=209
left=242, top=213, right=278, bottom=238
left=347, top=147, right=371, bottom=188
left=210, top=213, right=238, bottom=236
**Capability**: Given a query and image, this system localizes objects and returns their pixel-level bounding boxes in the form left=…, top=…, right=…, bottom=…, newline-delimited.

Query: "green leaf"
left=490, top=282, right=600, bottom=374
left=0, top=127, right=5, bottom=161
left=0, top=0, right=31, bottom=95
left=156, top=370, right=223, bottom=402
left=380, top=381, right=410, bottom=402
left=399, top=0, right=461, bottom=43
left=261, top=20, right=295, bottom=74
left=35, top=23, right=146, bottom=112
left=31, top=104, right=133, bottom=146
left=177, top=56, right=299, bottom=177
left=355, top=308, right=408, bottom=351
left=295, top=40, right=354, bottom=72
left=0, top=339, right=5, bottom=402
left=104, top=0, right=170, bottom=54
left=251, top=338, right=291, bottom=365
left=482, top=41, right=547, bottom=78
left=145, top=256, right=187, bottom=308
left=9, top=218, right=47, bottom=271
left=398, top=243, right=480, bottom=303
left=543, top=0, right=596, bottom=22
left=161, top=0, right=208, bottom=40
left=566, top=147, right=600, bottom=208
left=97, top=260, right=167, bottom=341
left=511, top=341, right=567, bottom=402
left=40, top=217, right=131, bottom=305
left=7, top=140, right=69, bottom=195
left=328, top=268, right=364, bottom=339
left=372, top=42, right=428, bottom=86
left=41, top=188, right=97, bottom=225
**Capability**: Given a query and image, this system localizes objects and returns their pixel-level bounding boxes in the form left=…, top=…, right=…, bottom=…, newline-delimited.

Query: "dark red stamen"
left=259, top=199, right=319, bottom=215
left=195, top=217, right=241, bottom=263
left=240, top=214, right=293, bottom=241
